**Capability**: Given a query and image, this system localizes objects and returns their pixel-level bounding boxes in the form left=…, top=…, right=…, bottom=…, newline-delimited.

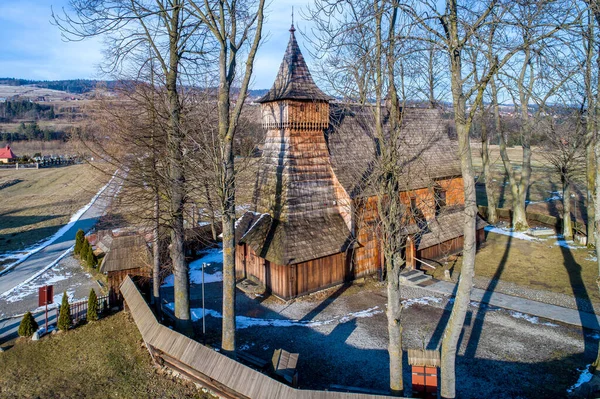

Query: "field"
left=0, top=164, right=111, bottom=255
left=0, top=312, right=209, bottom=398
left=470, top=144, right=587, bottom=223
left=430, top=231, right=600, bottom=305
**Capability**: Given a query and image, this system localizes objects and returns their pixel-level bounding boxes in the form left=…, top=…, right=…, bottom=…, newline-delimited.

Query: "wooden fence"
left=55, top=295, right=110, bottom=324
left=120, top=276, right=399, bottom=399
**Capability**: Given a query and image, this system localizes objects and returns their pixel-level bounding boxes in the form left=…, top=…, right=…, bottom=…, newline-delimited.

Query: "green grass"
left=0, top=164, right=111, bottom=255
left=433, top=232, right=600, bottom=303
left=0, top=312, right=210, bottom=399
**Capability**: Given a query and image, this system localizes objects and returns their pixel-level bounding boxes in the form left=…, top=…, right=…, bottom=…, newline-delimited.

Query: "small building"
left=0, top=145, right=16, bottom=163
left=100, top=235, right=152, bottom=305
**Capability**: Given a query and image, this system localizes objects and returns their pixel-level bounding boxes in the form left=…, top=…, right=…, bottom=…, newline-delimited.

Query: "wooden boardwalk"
left=120, top=276, right=401, bottom=399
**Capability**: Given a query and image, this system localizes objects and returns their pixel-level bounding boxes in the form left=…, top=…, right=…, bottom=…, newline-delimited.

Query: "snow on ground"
left=401, top=297, right=442, bottom=308
left=0, top=246, right=74, bottom=298
left=509, top=311, right=557, bottom=327
left=567, top=365, right=593, bottom=393
left=0, top=170, right=118, bottom=274
left=165, top=303, right=383, bottom=328
left=484, top=225, right=541, bottom=242
left=162, top=246, right=224, bottom=287
left=554, top=238, right=582, bottom=250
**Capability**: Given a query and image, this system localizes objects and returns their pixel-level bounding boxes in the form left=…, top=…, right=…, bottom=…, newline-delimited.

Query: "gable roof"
left=100, top=235, right=152, bottom=273
left=258, top=25, right=332, bottom=103
left=326, top=104, right=461, bottom=198
left=416, top=208, right=488, bottom=250
left=0, top=145, right=16, bottom=159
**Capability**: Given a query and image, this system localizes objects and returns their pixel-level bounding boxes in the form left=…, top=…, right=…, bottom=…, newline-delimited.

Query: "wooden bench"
left=272, top=348, right=299, bottom=387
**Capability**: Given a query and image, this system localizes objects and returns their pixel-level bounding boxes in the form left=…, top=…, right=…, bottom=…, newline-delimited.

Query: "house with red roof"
left=0, top=145, right=16, bottom=163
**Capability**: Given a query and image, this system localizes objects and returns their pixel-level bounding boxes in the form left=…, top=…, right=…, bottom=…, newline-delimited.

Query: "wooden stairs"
left=399, top=269, right=433, bottom=286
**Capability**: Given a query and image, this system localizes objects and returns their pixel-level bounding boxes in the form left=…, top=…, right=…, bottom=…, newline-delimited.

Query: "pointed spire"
left=290, top=7, right=295, bottom=33
left=258, top=23, right=331, bottom=103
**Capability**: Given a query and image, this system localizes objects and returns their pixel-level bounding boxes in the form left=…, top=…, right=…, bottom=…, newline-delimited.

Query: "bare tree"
left=540, top=109, right=586, bottom=238
left=54, top=0, right=214, bottom=335
left=186, top=0, right=266, bottom=356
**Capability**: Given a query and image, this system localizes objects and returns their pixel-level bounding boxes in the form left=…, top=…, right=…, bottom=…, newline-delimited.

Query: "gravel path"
left=471, top=275, right=600, bottom=314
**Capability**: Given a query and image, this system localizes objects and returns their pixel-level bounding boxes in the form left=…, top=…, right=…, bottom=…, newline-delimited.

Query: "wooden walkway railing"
left=120, top=276, right=399, bottom=399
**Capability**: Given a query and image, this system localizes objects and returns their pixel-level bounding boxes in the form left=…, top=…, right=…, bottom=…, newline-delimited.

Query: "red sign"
left=38, top=285, right=54, bottom=307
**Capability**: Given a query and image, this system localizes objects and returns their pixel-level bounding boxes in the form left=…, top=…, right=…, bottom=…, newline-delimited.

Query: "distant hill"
left=1, top=78, right=270, bottom=98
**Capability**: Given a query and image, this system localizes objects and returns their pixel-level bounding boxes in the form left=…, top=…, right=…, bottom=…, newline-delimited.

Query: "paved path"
left=0, top=176, right=120, bottom=297
left=0, top=308, right=58, bottom=345
left=415, top=279, right=600, bottom=330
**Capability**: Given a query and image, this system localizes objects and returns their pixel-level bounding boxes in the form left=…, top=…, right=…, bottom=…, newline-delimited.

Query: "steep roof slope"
left=326, top=104, right=461, bottom=198
left=0, top=145, right=16, bottom=159
left=258, top=25, right=332, bottom=103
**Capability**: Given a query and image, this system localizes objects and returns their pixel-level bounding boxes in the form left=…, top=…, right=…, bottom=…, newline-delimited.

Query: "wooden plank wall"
left=121, top=276, right=398, bottom=399
left=417, top=228, right=485, bottom=262
left=353, top=197, right=381, bottom=278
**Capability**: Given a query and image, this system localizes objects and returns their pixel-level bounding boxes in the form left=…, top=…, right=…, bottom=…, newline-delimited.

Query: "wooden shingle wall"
left=121, top=276, right=398, bottom=399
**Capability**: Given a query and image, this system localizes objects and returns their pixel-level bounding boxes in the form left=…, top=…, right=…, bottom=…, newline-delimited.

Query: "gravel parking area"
left=161, top=271, right=594, bottom=398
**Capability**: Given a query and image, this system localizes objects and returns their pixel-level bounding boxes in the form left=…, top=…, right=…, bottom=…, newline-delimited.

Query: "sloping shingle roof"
left=326, top=104, right=461, bottom=198
left=258, top=25, right=332, bottom=103
left=100, top=235, right=152, bottom=273
left=416, top=208, right=488, bottom=250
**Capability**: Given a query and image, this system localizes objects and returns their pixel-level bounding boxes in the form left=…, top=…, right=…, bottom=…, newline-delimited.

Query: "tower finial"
left=290, top=7, right=295, bottom=32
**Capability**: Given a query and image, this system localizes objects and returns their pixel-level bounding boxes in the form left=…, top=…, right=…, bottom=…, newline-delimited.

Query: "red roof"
left=0, top=145, right=16, bottom=159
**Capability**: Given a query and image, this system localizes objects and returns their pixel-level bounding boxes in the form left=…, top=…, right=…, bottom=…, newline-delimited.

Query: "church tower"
left=240, top=24, right=353, bottom=268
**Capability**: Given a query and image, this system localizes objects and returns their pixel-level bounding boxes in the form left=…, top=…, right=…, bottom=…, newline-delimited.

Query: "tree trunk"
left=221, top=144, right=236, bottom=356
left=167, top=3, right=192, bottom=337
left=386, top=255, right=403, bottom=396
left=587, top=141, right=596, bottom=245
left=440, top=121, right=477, bottom=399
left=563, top=176, right=573, bottom=239
left=593, top=120, right=600, bottom=369
left=441, top=21, right=477, bottom=393
left=153, top=194, right=161, bottom=316
left=480, top=107, right=497, bottom=223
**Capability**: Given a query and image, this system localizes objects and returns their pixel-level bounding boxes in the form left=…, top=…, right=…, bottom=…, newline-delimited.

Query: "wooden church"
left=235, top=25, right=486, bottom=300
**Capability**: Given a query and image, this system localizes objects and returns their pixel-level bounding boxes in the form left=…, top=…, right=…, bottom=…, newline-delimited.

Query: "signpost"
left=38, top=285, right=54, bottom=332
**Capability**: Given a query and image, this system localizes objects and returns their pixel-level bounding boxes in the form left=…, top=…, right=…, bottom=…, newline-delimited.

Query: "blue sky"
left=0, top=0, right=314, bottom=89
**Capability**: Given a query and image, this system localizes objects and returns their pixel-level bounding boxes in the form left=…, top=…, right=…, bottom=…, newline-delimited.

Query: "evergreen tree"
left=74, top=229, right=85, bottom=255
left=57, top=292, right=71, bottom=331
left=18, top=311, right=38, bottom=337
left=86, top=248, right=97, bottom=268
left=87, top=289, right=98, bottom=321
left=80, top=239, right=90, bottom=261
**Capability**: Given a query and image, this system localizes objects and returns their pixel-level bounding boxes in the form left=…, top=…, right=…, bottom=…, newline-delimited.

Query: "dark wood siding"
left=417, top=227, right=485, bottom=263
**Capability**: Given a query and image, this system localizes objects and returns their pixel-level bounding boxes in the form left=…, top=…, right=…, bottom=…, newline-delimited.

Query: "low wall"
left=120, top=276, right=397, bottom=399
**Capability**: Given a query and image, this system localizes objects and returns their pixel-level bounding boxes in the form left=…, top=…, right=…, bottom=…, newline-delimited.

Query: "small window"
left=300, top=104, right=305, bottom=112
left=316, top=105, right=320, bottom=112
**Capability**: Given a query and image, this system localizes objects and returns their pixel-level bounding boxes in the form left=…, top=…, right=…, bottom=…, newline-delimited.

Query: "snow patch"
left=567, top=365, right=593, bottom=394
left=0, top=246, right=74, bottom=298
left=165, top=303, right=383, bottom=328
left=510, top=311, right=557, bottom=327
left=554, top=239, right=581, bottom=250
left=484, top=226, right=541, bottom=242
left=162, top=246, right=224, bottom=287
left=402, top=297, right=442, bottom=308
left=0, top=170, right=118, bottom=275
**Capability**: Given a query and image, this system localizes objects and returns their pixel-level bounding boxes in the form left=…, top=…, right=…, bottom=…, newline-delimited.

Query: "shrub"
left=87, top=289, right=98, bottom=321
left=18, top=312, right=38, bottom=337
left=57, top=292, right=71, bottom=332
left=74, top=229, right=85, bottom=256
left=80, top=239, right=90, bottom=261
left=86, top=249, right=97, bottom=269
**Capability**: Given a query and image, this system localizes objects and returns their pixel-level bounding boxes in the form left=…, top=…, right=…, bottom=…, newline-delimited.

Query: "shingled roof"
left=326, top=104, right=461, bottom=198
left=415, top=207, right=488, bottom=250
left=258, top=25, right=332, bottom=103
left=100, top=235, right=152, bottom=273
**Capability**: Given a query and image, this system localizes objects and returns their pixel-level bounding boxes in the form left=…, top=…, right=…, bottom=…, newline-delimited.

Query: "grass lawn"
left=435, top=232, right=600, bottom=303
left=0, top=164, right=111, bottom=255
left=0, top=312, right=209, bottom=399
